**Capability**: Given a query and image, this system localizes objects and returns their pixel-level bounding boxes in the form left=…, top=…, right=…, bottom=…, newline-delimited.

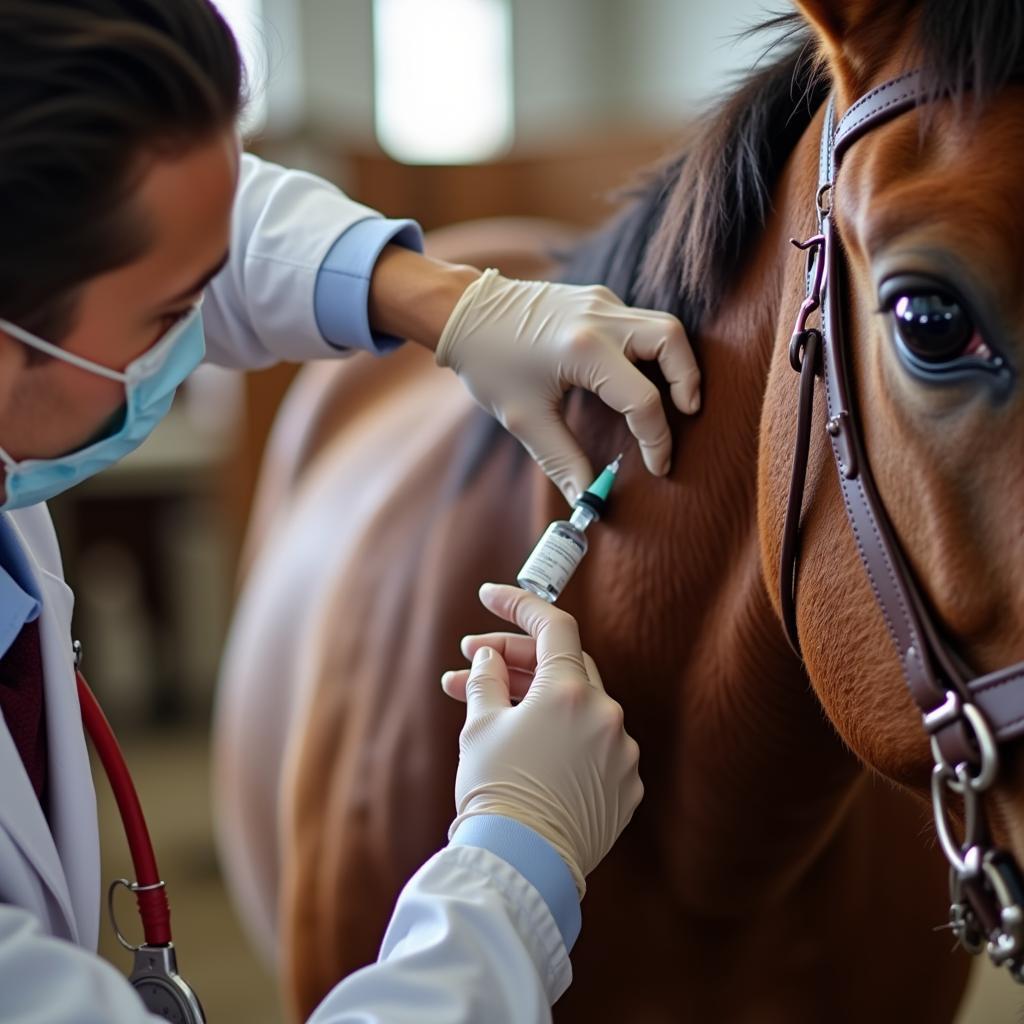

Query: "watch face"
left=132, top=977, right=196, bottom=1023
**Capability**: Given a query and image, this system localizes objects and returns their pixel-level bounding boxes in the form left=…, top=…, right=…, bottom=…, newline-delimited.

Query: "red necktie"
left=0, top=619, right=48, bottom=816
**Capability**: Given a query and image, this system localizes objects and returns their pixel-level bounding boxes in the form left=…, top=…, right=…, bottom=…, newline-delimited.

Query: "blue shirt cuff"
left=449, top=815, right=582, bottom=953
left=313, top=217, right=424, bottom=356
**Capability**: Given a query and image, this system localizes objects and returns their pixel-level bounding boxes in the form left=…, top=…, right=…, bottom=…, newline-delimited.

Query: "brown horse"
left=213, top=1, right=1024, bottom=1020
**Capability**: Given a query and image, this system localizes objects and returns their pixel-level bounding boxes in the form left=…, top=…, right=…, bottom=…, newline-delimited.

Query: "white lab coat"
left=0, top=156, right=570, bottom=1022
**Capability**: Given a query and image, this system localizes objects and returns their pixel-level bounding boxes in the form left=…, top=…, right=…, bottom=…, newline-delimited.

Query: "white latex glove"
left=441, top=583, right=643, bottom=897
left=435, top=269, right=700, bottom=504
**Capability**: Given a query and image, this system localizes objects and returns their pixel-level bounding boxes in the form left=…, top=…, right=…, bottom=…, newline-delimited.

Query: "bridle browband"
left=779, top=69, right=1024, bottom=979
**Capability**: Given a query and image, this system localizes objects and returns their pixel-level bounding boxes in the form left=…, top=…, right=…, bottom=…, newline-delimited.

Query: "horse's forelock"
left=917, top=0, right=1024, bottom=114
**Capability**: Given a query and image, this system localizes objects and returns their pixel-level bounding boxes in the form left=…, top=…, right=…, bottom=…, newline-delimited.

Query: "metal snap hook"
left=108, top=878, right=166, bottom=952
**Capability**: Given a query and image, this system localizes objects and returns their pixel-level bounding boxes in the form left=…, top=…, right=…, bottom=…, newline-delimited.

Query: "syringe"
left=516, top=454, right=623, bottom=602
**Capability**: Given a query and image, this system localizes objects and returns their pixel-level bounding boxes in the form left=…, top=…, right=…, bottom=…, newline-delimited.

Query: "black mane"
left=562, top=2, right=1024, bottom=331
left=561, top=22, right=823, bottom=329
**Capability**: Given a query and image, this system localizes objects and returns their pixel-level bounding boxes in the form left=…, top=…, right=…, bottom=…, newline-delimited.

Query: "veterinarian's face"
left=0, top=128, right=238, bottom=471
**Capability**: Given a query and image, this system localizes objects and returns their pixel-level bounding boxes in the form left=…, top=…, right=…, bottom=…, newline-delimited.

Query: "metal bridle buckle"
left=927, top=694, right=1000, bottom=794
left=816, top=181, right=833, bottom=217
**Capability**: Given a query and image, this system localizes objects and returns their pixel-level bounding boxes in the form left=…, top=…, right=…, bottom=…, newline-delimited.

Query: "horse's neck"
left=549, top=117, right=864, bottom=913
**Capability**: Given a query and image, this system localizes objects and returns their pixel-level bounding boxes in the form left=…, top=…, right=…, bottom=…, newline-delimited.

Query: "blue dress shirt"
left=0, top=515, right=41, bottom=662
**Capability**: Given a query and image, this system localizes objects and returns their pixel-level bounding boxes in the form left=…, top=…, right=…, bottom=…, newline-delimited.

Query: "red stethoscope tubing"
left=76, top=670, right=173, bottom=946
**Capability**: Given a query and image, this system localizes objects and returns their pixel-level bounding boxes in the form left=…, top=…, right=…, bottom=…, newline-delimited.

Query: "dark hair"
left=564, top=2, right=1024, bottom=332
left=634, top=26, right=824, bottom=328
left=0, top=0, right=244, bottom=339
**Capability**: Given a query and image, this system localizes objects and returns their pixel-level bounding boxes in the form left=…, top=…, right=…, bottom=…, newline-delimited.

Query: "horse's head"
left=762, top=0, right=1024, bottom=862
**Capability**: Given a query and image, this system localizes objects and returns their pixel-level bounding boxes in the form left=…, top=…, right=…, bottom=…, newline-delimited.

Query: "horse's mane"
left=563, top=2, right=1024, bottom=332
left=561, top=21, right=824, bottom=330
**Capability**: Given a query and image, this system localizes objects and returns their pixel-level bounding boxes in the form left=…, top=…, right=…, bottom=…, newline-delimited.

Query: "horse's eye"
left=890, top=292, right=975, bottom=364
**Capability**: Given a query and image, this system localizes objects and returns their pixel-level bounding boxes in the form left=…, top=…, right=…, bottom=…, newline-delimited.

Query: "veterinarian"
left=0, top=2, right=699, bottom=1022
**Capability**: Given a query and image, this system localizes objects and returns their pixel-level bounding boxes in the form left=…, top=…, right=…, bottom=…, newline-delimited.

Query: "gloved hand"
left=441, top=583, right=643, bottom=897
left=435, top=269, right=700, bottom=504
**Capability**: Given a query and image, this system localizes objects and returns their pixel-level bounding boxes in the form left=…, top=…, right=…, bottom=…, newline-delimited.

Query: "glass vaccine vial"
left=517, top=454, right=622, bottom=603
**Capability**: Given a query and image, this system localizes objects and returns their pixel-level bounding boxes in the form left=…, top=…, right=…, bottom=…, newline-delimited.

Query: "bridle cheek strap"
left=779, top=70, right=1024, bottom=977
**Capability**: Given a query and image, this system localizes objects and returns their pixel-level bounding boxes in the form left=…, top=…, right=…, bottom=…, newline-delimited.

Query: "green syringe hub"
left=574, top=452, right=623, bottom=518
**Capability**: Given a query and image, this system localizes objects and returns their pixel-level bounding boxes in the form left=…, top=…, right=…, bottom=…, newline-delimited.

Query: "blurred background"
left=49, top=1, right=1015, bottom=1020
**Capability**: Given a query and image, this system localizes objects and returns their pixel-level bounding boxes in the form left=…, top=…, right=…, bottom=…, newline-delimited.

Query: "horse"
left=212, top=1, right=1024, bottom=1019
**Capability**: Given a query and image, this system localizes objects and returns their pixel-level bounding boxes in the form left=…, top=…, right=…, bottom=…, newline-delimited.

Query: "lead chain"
left=927, top=699, right=1024, bottom=978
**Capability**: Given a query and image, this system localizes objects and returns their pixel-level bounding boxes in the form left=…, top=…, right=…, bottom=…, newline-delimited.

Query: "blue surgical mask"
left=0, top=303, right=206, bottom=510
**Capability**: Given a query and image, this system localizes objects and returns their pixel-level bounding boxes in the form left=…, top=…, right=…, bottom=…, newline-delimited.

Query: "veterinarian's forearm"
left=368, top=245, right=481, bottom=351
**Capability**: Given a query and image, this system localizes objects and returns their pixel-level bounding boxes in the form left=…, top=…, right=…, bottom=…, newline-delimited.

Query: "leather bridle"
left=779, top=70, right=1024, bottom=979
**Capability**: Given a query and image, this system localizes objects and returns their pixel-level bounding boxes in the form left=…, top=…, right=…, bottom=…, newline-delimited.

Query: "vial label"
left=517, top=523, right=586, bottom=599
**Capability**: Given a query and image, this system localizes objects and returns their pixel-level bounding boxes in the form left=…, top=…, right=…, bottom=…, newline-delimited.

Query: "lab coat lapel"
left=36, top=563, right=101, bottom=949
left=0, top=507, right=101, bottom=949
left=0, top=697, right=78, bottom=940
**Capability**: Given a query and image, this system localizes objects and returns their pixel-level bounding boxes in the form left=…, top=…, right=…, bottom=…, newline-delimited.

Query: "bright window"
left=212, top=0, right=268, bottom=134
left=373, top=0, right=514, bottom=164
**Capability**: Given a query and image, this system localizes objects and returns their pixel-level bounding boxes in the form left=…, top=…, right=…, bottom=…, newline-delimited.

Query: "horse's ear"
left=795, top=0, right=919, bottom=99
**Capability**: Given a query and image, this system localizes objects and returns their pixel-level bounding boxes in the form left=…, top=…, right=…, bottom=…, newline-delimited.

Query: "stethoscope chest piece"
left=128, top=944, right=206, bottom=1023
left=108, top=878, right=206, bottom=1022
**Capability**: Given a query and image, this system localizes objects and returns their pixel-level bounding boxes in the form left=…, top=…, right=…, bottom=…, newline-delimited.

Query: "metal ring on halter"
left=815, top=182, right=833, bottom=217
left=107, top=878, right=166, bottom=952
left=929, top=699, right=1000, bottom=794
left=931, top=764, right=984, bottom=878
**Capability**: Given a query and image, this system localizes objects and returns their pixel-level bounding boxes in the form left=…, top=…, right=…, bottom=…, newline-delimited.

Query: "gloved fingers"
left=441, top=665, right=533, bottom=703
left=461, top=631, right=537, bottom=673
left=462, top=646, right=512, bottom=717
left=574, top=355, right=673, bottom=477
left=452, top=631, right=537, bottom=703
left=581, top=651, right=606, bottom=692
left=478, top=583, right=585, bottom=671
left=504, top=406, right=593, bottom=506
left=624, top=313, right=701, bottom=415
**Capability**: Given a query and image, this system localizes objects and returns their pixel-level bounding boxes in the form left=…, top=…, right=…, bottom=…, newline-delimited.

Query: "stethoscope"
left=74, top=641, right=206, bottom=1023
